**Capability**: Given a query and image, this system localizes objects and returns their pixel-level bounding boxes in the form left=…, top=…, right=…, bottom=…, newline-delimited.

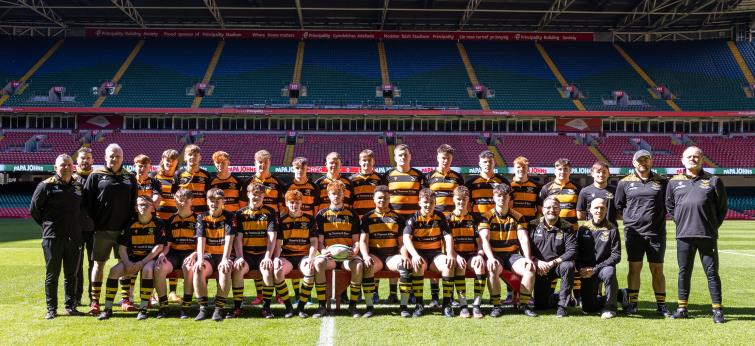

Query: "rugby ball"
left=327, top=244, right=352, bottom=262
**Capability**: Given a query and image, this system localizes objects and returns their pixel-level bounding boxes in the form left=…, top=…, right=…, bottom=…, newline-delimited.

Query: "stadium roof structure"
left=0, top=0, right=754, bottom=39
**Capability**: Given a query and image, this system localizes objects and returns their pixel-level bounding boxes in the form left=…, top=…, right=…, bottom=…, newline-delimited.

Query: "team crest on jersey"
left=229, top=183, right=236, bottom=189
left=599, top=231, right=610, bottom=242
left=699, top=180, right=711, bottom=190
left=555, top=231, right=563, bottom=240
left=301, top=222, right=309, bottom=229
left=605, top=192, right=614, bottom=200
left=526, top=187, right=535, bottom=193
left=466, top=221, right=474, bottom=228
left=650, top=181, right=662, bottom=191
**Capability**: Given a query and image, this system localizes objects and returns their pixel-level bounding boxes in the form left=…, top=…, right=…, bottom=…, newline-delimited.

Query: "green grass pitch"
left=1, top=219, right=753, bottom=345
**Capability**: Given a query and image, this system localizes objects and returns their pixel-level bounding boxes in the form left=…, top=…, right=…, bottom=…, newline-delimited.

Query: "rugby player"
left=151, top=149, right=181, bottom=303
left=314, top=152, right=353, bottom=213
left=465, top=150, right=510, bottom=220
left=176, top=145, right=210, bottom=214
left=577, top=161, right=618, bottom=225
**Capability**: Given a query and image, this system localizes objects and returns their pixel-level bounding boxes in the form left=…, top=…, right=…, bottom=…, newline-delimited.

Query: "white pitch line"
left=720, top=250, right=755, bottom=257
left=317, top=316, right=335, bottom=346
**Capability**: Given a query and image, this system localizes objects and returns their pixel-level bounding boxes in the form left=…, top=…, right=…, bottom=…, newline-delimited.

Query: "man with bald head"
left=576, top=198, right=621, bottom=319
left=666, top=146, right=727, bottom=324
left=83, top=143, right=138, bottom=316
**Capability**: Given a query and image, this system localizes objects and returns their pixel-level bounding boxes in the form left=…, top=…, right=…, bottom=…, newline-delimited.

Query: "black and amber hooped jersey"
left=361, top=209, right=405, bottom=256
left=176, top=167, right=211, bottom=214
left=386, top=167, right=426, bottom=216
left=282, top=181, right=319, bottom=217
left=511, top=180, right=542, bottom=223
left=425, top=169, right=464, bottom=216
left=403, top=210, right=450, bottom=252
left=446, top=212, right=479, bottom=255
left=209, top=174, right=243, bottom=212
left=315, top=207, right=360, bottom=248
left=465, top=174, right=511, bottom=219
left=235, top=205, right=277, bottom=255
left=479, top=209, right=527, bottom=255
left=136, top=176, right=161, bottom=200
left=244, top=174, right=283, bottom=215
left=119, top=216, right=165, bottom=257
left=350, top=172, right=386, bottom=217
left=196, top=211, right=235, bottom=255
left=314, top=175, right=353, bottom=213
left=278, top=213, right=317, bottom=257
left=150, top=171, right=178, bottom=220
left=539, top=180, right=580, bottom=230
left=165, top=212, right=197, bottom=252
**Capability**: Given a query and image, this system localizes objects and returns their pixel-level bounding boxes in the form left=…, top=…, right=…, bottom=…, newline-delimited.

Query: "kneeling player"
left=230, top=183, right=281, bottom=318
left=447, top=186, right=487, bottom=318
left=359, top=186, right=411, bottom=318
left=403, top=188, right=455, bottom=318
left=154, top=189, right=198, bottom=318
left=193, top=188, right=235, bottom=321
left=277, top=190, right=325, bottom=318
left=577, top=198, right=621, bottom=319
left=98, top=197, right=164, bottom=320
left=478, top=184, right=537, bottom=317
left=316, top=180, right=364, bottom=318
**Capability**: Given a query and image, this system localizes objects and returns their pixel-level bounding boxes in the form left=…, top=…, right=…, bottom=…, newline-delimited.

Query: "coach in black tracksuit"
left=577, top=198, right=621, bottom=317
left=666, top=146, right=727, bottom=324
left=30, top=154, right=83, bottom=319
left=529, top=197, right=576, bottom=316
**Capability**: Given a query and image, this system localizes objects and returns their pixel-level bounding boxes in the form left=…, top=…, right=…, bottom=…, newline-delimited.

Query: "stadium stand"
left=0, top=131, right=79, bottom=164
left=464, top=42, right=575, bottom=110
left=200, top=39, right=297, bottom=108
left=497, top=134, right=596, bottom=167
left=690, top=136, right=755, bottom=167
left=0, top=38, right=54, bottom=92
left=101, top=39, right=216, bottom=108
left=88, top=131, right=182, bottom=162
left=3, top=38, right=134, bottom=107
left=398, top=134, right=489, bottom=166
left=622, top=41, right=755, bottom=110
left=384, top=41, right=480, bottom=109
left=0, top=193, right=30, bottom=218
left=292, top=134, right=390, bottom=167
left=199, top=133, right=286, bottom=165
left=299, top=40, right=382, bottom=108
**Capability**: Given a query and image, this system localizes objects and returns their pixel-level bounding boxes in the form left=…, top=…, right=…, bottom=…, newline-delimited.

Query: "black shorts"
left=202, top=254, right=224, bottom=272
left=491, top=253, right=523, bottom=271
left=166, top=250, right=193, bottom=270
left=416, top=251, right=443, bottom=267
left=282, top=255, right=306, bottom=270
left=243, top=253, right=266, bottom=270
left=625, top=232, right=666, bottom=263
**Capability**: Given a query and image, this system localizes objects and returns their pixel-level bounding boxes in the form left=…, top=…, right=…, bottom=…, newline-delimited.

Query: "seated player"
left=402, top=188, right=455, bottom=318
left=447, top=186, right=487, bottom=318
left=98, top=196, right=164, bottom=320
left=478, top=184, right=537, bottom=317
left=231, top=182, right=285, bottom=319
left=316, top=180, right=364, bottom=318
left=359, top=185, right=410, bottom=318
left=154, top=189, right=198, bottom=319
left=276, top=190, right=325, bottom=318
left=529, top=196, right=577, bottom=318
left=193, top=188, right=235, bottom=321
left=577, top=198, right=621, bottom=319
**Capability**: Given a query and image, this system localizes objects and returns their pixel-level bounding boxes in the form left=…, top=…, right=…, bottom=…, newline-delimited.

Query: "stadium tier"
left=0, top=131, right=79, bottom=164
left=594, top=135, right=704, bottom=168
left=543, top=42, right=670, bottom=111
left=200, top=40, right=297, bottom=108
left=398, top=134, right=489, bottom=166
left=299, top=40, right=382, bottom=108
left=0, top=38, right=54, bottom=93
left=383, top=41, right=480, bottom=109
left=199, top=133, right=286, bottom=165
left=622, top=41, right=755, bottom=111
left=458, top=42, right=584, bottom=110
left=88, top=132, right=182, bottom=162
left=292, top=134, right=390, bottom=167
left=497, top=134, right=596, bottom=167
left=0, top=192, right=30, bottom=218
left=689, top=136, right=755, bottom=167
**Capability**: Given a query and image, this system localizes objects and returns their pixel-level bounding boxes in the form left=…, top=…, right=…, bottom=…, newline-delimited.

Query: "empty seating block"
left=0, top=38, right=53, bottom=91
left=0, top=131, right=79, bottom=164
left=691, top=136, right=755, bottom=167
left=399, top=135, right=488, bottom=166
left=200, top=133, right=286, bottom=166
left=293, top=135, right=389, bottom=167
left=89, top=132, right=181, bottom=162
left=497, top=135, right=595, bottom=167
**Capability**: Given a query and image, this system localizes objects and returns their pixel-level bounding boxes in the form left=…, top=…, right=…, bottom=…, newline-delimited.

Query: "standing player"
left=314, top=152, right=353, bottom=213
left=133, top=154, right=161, bottom=204
left=177, top=145, right=211, bottom=214
left=425, top=144, right=464, bottom=216
left=359, top=185, right=409, bottom=317
left=478, top=184, right=537, bottom=317
left=230, top=183, right=283, bottom=319
left=97, top=196, right=164, bottom=320
left=283, top=157, right=319, bottom=217
left=209, top=151, right=243, bottom=212
left=508, top=156, right=541, bottom=304
left=402, top=188, right=455, bottom=318
left=316, top=180, right=364, bottom=318
left=154, top=189, right=198, bottom=319
left=151, top=149, right=181, bottom=303
left=446, top=186, right=487, bottom=318
left=73, top=147, right=95, bottom=308
left=466, top=150, right=510, bottom=220
left=577, top=198, right=621, bottom=320
left=193, top=188, right=235, bottom=321
left=615, top=150, right=670, bottom=316
left=577, top=161, right=618, bottom=225
left=276, top=190, right=324, bottom=318
left=666, top=146, right=727, bottom=323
